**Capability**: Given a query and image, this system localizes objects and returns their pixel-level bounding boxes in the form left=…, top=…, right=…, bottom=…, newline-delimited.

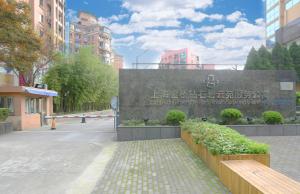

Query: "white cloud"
left=110, top=14, right=129, bottom=22
left=106, top=0, right=222, bottom=35
left=197, top=25, right=225, bottom=33
left=122, top=0, right=213, bottom=12
left=204, top=21, right=265, bottom=43
left=103, top=0, right=267, bottom=65
left=113, top=36, right=136, bottom=46
left=131, top=19, right=265, bottom=64
left=226, top=11, right=246, bottom=23
left=66, top=9, right=79, bottom=22
left=98, top=14, right=129, bottom=26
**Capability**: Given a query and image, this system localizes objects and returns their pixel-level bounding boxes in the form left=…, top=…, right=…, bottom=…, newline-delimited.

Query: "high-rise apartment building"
left=17, top=0, right=65, bottom=51
left=69, top=12, right=113, bottom=64
left=266, top=0, right=300, bottom=47
left=10, top=0, right=65, bottom=85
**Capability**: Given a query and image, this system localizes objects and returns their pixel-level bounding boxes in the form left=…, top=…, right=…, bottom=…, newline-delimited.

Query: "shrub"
left=262, top=111, right=284, bottom=124
left=220, top=108, right=243, bottom=125
left=122, top=120, right=145, bottom=126
left=297, top=92, right=300, bottom=106
left=166, top=109, right=186, bottom=125
left=181, top=120, right=269, bottom=155
left=0, top=108, right=9, bottom=122
left=146, top=120, right=161, bottom=126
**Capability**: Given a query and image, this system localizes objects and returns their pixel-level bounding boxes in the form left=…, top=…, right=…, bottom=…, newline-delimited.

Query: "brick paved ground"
left=251, top=136, right=300, bottom=182
left=93, top=139, right=229, bottom=194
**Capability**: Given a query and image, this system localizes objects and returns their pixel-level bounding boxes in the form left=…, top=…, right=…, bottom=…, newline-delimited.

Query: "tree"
left=44, top=47, right=118, bottom=113
left=271, top=43, right=294, bottom=70
left=244, top=47, right=260, bottom=70
left=289, top=42, right=300, bottom=79
left=0, top=0, right=41, bottom=85
left=257, top=45, right=273, bottom=70
left=31, top=33, right=61, bottom=86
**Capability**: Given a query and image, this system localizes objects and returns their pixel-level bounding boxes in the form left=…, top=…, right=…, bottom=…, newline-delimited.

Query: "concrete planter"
left=228, top=124, right=300, bottom=136
left=117, top=126, right=180, bottom=141
left=181, top=130, right=270, bottom=176
left=0, top=122, right=13, bottom=136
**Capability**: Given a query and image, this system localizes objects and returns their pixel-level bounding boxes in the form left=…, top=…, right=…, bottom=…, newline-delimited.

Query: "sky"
left=66, top=0, right=266, bottom=68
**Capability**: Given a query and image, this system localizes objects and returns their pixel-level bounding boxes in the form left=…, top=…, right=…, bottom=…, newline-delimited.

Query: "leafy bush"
left=165, top=109, right=186, bottom=125
left=220, top=108, right=243, bottom=125
left=181, top=120, right=269, bottom=155
left=146, top=120, right=161, bottom=126
left=262, top=111, right=284, bottom=124
left=284, top=117, right=300, bottom=124
left=297, top=92, right=300, bottom=106
left=122, top=120, right=145, bottom=126
left=0, top=108, right=9, bottom=122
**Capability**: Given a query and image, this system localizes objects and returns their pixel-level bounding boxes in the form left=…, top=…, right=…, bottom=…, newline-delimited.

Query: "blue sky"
left=66, top=0, right=266, bottom=68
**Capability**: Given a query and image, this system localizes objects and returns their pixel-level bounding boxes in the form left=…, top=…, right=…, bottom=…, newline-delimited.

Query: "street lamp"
left=135, top=49, right=149, bottom=69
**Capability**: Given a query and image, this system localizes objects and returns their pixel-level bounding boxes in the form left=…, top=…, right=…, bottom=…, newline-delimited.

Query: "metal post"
left=81, top=114, right=86, bottom=123
left=113, top=110, right=116, bottom=130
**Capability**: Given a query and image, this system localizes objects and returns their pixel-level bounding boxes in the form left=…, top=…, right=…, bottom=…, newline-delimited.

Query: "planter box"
left=117, top=126, right=180, bottom=141
left=228, top=124, right=300, bottom=136
left=181, top=130, right=270, bottom=176
left=0, top=122, right=13, bottom=136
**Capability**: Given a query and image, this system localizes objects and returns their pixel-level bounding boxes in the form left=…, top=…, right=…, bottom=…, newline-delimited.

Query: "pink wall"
left=160, top=48, right=200, bottom=69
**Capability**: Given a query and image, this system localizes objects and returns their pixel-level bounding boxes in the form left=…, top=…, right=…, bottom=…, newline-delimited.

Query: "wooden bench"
left=220, top=160, right=300, bottom=194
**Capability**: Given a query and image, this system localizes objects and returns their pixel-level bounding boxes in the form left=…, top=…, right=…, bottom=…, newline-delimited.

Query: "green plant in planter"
left=297, top=92, right=300, bottom=106
left=122, top=120, right=145, bottom=126
left=262, top=111, right=284, bottom=124
left=220, top=108, right=243, bottom=125
left=146, top=120, right=161, bottom=126
left=181, top=120, right=269, bottom=155
left=166, top=109, right=186, bottom=125
left=0, top=108, right=9, bottom=122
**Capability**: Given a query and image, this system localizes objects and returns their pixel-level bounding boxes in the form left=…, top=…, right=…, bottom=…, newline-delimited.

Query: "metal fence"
left=128, top=63, right=244, bottom=70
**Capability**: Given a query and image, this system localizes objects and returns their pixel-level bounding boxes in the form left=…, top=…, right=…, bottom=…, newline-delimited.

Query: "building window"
left=286, top=0, right=300, bottom=10
left=40, top=14, right=44, bottom=23
left=0, top=96, right=14, bottom=114
left=25, top=98, right=41, bottom=114
left=266, top=0, right=279, bottom=10
left=266, top=5, right=279, bottom=24
left=39, top=0, right=43, bottom=6
left=266, top=20, right=280, bottom=37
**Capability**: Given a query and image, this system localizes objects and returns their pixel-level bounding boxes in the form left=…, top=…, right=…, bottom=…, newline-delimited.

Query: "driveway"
left=0, top=117, right=116, bottom=194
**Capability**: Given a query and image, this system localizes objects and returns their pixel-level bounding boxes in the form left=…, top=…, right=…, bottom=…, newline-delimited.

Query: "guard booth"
left=0, top=86, right=58, bottom=131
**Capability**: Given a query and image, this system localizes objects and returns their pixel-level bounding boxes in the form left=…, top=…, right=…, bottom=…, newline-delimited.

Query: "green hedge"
left=0, top=108, right=9, bottom=122
left=181, top=120, right=269, bottom=155
left=262, top=111, right=283, bottom=124
left=165, top=109, right=186, bottom=126
left=297, top=92, right=300, bottom=106
left=220, top=108, right=243, bottom=125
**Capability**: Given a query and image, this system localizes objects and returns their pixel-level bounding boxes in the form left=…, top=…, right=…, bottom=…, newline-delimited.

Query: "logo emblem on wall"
left=205, top=74, right=219, bottom=89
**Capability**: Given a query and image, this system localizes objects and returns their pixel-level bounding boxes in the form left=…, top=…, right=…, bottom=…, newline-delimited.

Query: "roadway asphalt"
left=0, top=115, right=116, bottom=194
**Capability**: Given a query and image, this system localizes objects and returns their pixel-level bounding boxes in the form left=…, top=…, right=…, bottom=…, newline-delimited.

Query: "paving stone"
left=92, top=139, right=230, bottom=194
left=251, top=136, right=300, bottom=182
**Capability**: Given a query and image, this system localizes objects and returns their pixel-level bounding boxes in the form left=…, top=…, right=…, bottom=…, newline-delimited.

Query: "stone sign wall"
left=119, top=70, right=296, bottom=121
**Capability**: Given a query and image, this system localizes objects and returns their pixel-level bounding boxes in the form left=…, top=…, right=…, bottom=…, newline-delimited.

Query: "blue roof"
left=24, top=87, right=58, bottom=97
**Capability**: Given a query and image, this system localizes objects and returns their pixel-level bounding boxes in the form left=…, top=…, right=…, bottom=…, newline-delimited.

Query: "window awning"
left=24, top=87, right=58, bottom=97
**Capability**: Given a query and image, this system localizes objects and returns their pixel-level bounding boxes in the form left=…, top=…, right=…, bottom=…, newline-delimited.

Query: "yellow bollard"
left=51, top=117, right=56, bottom=130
